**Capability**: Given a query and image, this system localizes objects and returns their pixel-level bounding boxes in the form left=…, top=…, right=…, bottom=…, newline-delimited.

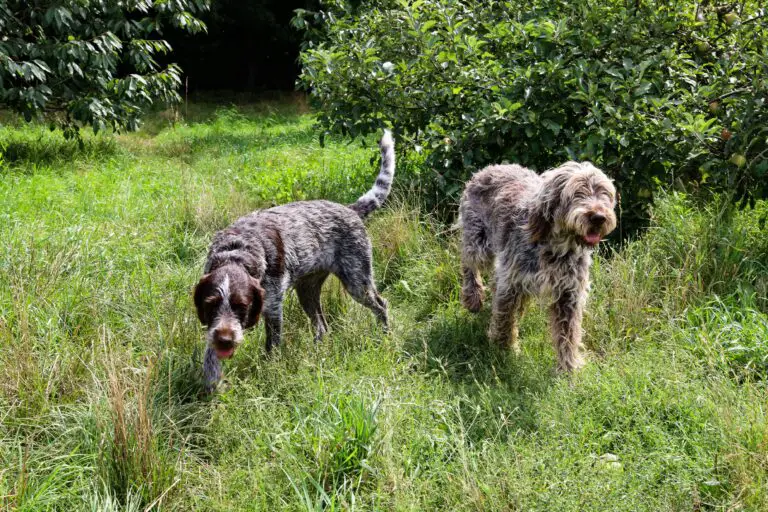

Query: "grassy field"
left=2, top=101, right=768, bottom=511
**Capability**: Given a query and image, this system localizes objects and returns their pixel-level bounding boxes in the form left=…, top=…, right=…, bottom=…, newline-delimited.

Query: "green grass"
left=2, top=102, right=768, bottom=511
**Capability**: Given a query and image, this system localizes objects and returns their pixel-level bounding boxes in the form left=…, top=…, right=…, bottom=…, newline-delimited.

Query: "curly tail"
left=349, top=129, right=395, bottom=219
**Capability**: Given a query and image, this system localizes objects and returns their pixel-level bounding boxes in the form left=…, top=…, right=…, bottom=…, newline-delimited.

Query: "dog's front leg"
left=550, top=289, right=586, bottom=371
left=264, top=298, right=284, bottom=352
left=488, top=281, right=524, bottom=353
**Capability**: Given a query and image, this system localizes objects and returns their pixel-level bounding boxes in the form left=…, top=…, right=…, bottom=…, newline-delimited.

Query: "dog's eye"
left=231, top=302, right=247, bottom=314
left=205, top=296, right=221, bottom=305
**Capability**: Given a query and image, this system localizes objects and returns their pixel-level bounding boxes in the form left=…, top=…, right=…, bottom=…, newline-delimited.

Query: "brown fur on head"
left=193, top=263, right=265, bottom=359
left=527, top=161, right=617, bottom=246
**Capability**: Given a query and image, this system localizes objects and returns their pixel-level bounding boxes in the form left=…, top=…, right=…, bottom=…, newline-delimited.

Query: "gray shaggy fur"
left=195, top=130, right=394, bottom=392
left=459, top=161, right=617, bottom=371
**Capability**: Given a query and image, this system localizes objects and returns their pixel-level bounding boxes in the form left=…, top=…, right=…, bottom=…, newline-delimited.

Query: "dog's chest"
left=521, top=249, right=591, bottom=296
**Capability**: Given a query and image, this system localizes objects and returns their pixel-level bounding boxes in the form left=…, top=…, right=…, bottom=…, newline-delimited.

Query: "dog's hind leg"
left=333, top=240, right=389, bottom=330
left=335, top=266, right=388, bottom=331
left=346, top=281, right=389, bottom=331
left=295, top=271, right=330, bottom=341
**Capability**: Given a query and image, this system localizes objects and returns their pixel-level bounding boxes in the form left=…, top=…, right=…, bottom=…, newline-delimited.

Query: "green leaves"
left=298, top=0, right=768, bottom=228
left=0, top=0, right=209, bottom=138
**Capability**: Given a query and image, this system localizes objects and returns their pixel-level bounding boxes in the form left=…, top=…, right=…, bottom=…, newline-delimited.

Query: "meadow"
left=1, top=101, right=768, bottom=511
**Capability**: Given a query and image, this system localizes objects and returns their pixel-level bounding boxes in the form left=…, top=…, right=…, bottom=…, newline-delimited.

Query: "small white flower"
left=382, top=61, right=395, bottom=74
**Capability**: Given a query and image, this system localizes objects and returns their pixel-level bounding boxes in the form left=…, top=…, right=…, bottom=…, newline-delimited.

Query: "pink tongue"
left=585, top=232, right=601, bottom=245
left=215, top=347, right=235, bottom=359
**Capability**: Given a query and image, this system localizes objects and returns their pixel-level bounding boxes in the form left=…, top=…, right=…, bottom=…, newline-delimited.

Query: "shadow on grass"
left=180, top=91, right=312, bottom=124
left=153, top=349, right=210, bottom=406
left=139, top=103, right=309, bottom=137
left=403, top=305, right=556, bottom=439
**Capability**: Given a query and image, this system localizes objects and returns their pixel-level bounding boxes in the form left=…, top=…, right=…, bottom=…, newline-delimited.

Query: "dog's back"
left=205, top=129, right=396, bottom=279
left=461, top=164, right=540, bottom=237
left=214, top=200, right=369, bottom=279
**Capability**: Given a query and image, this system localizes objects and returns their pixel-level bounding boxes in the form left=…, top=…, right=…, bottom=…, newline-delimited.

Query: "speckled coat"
left=194, top=131, right=394, bottom=390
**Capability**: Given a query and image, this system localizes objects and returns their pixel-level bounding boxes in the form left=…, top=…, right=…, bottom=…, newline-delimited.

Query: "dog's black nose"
left=590, top=213, right=606, bottom=226
left=214, top=329, right=234, bottom=346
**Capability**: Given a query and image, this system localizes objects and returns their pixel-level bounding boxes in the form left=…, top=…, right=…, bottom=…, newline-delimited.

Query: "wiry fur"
left=458, top=161, right=617, bottom=371
left=195, top=131, right=395, bottom=392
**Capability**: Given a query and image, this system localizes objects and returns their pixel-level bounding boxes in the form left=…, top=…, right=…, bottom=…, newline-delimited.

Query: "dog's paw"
left=556, top=353, right=587, bottom=373
left=487, top=327, right=509, bottom=347
left=461, top=290, right=484, bottom=313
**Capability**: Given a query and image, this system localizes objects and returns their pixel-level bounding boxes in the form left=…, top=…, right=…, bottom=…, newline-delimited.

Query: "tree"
left=297, top=0, right=768, bottom=228
left=0, top=0, right=209, bottom=138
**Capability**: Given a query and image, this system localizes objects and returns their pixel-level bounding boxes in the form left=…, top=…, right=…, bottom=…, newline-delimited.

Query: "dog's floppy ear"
left=244, top=277, right=265, bottom=329
left=193, top=274, right=214, bottom=325
left=527, top=165, right=574, bottom=242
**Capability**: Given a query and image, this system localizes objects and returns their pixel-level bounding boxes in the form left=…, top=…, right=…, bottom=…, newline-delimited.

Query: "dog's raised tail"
left=349, top=129, right=395, bottom=219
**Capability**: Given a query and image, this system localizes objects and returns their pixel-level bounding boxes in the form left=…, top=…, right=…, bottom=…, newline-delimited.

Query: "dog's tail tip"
left=350, top=128, right=396, bottom=219
left=380, top=129, right=394, bottom=148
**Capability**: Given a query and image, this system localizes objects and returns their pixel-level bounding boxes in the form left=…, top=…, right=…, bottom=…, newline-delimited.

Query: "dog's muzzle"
left=583, top=213, right=608, bottom=246
left=211, top=326, right=238, bottom=359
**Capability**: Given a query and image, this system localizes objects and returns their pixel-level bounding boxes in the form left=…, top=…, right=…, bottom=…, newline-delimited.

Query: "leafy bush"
left=297, top=0, right=768, bottom=226
left=0, top=0, right=209, bottom=138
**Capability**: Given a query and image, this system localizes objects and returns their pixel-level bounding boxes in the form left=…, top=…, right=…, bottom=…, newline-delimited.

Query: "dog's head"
left=193, top=264, right=264, bottom=360
left=528, top=161, right=617, bottom=248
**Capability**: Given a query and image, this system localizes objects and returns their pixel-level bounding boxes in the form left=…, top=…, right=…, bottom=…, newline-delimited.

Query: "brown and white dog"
left=458, top=161, right=617, bottom=371
left=194, top=131, right=394, bottom=391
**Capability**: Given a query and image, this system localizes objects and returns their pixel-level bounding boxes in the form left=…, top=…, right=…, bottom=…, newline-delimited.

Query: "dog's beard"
left=562, top=205, right=615, bottom=247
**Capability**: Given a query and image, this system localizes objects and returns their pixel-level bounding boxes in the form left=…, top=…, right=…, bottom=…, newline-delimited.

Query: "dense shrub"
left=297, top=0, right=768, bottom=227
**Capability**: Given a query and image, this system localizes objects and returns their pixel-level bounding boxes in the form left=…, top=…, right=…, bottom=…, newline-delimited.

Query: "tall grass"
left=2, top=103, right=768, bottom=510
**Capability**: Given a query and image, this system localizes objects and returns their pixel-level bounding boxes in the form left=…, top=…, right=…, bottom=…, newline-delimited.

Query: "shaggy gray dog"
left=195, top=131, right=394, bottom=391
left=458, top=161, right=617, bottom=371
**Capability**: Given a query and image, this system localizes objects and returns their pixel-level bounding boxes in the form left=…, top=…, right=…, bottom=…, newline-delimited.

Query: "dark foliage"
left=166, top=0, right=318, bottom=93
left=0, top=0, right=209, bottom=137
